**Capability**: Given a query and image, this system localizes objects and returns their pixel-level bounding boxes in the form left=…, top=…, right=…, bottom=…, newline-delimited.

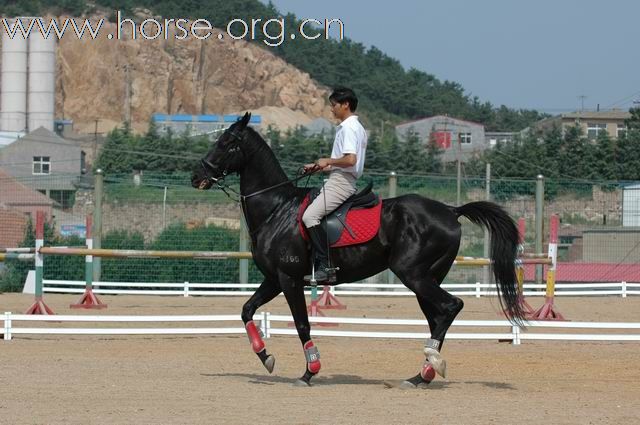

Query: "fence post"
left=535, top=174, right=545, bottom=285
left=262, top=311, right=270, bottom=338
left=483, top=163, right=491, bottom=285
left=3, top=312, right=11, bottom=341
left=387, top=171, right=397, bottom=285
left=184, top=281, right=189, bottom=298
left=512, top=325, right=521, bottom=345
left=476, top=281, right=481, bottom=298
left=622, top=281, right=627, bottom=298
left=93, top=169, right=103, bottom=283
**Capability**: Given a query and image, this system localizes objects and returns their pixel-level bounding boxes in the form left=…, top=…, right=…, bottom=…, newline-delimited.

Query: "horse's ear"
left=239, top=112, right=251, bottom=128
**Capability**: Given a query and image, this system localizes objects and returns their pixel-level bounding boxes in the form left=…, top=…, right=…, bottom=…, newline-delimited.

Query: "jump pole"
left=70, top=215, right=106, bottom=309
left=38, top=247, right=253, bottom=259
left=530, top=214, right=565, bottom=320
left=25, top=211, right=54, bottom=315
left=516, top=218, right=535, bottom=315
left=0, top=252, right=35, bottom=261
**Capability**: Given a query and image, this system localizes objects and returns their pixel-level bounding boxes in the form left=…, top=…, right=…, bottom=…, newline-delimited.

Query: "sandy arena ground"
left=1, top=293, right=639, bottom=425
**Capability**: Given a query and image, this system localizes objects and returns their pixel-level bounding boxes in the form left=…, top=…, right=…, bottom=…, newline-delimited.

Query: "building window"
left=617, top=124, right=627, bottom=138
left=460, top=133, right=472, bottom=144
left=33, top=156, right=50, bottom=175
left=587, top=123, right=607, bottom=140
left=81, top=151, right=87, bottom=174
left=50, top=190, right=75, bottom=210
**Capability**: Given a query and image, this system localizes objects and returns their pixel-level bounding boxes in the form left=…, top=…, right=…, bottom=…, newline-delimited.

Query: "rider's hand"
left=303, top=158, right=331, bottom=173
left=303, top=163, right=319, bottom=173
left=315, top=158, right=331, bottom=169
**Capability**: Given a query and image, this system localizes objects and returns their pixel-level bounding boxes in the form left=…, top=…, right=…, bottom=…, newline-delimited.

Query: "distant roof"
left=0, top=168, right=54, bottom=207
left=0, top=206, right=28, bottom=248
left=396, top=114, right=484, bottom=128
left=562, top=110, right=631, bottom=120
left=14, top=127, right=75, bottom=147
left=485, top=131, right=516, bottom=136
left=0, top=131, right=25, bottom=148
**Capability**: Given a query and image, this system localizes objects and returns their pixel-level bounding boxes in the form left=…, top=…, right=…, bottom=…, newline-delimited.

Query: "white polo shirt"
left=331, top=115, right=367, bottom=178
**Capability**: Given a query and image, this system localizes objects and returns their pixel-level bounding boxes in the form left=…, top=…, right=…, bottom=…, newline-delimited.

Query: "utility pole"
left=578, top=95, right=588, bottom=112
left=455, top=120, right=462, bottom=206
left=124, top=64, right=132, bottom=124
left=93, top=119, right=101, bottom=162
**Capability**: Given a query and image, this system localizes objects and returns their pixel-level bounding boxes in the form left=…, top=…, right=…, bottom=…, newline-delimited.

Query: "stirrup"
left=304, top=267, right=337, bottom=283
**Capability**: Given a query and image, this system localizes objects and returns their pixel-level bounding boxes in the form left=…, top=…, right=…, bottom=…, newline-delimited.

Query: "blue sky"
left=264, top=0, right=640, bottom=113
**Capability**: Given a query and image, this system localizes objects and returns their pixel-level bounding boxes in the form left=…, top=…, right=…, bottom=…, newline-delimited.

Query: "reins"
left=199, top=130, right=320, bottom=235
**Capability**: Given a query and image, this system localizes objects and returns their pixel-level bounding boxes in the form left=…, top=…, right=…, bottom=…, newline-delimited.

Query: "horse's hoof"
left=399, top=373, right=431, bottom=389
left=399, top=380, right=419, bottom=389
left=263, top=354, right=275, bottom=374
left=293, top=379, right=312, bottom=387
left=424, top=348, right=447, bottom=378
left=399, top=381, right=430, bottom=389
left=428, top=357, right=447, bottom=379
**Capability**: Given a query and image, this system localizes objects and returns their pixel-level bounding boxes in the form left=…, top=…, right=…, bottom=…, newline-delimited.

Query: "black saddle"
left=306, top=181, right=379, bottom=246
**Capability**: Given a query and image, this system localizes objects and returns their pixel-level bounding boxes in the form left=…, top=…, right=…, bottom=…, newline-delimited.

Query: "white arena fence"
left=42, top=280, right=640, bottom=298
left=3, top=312, right=640, bottom=344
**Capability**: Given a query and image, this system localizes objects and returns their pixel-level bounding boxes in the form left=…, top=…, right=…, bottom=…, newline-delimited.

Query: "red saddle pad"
left=297, top=194, right=383, bottom=248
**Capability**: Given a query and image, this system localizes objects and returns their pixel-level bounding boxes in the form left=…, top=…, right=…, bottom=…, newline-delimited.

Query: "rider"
left=302, top=87, right=368, bottom=282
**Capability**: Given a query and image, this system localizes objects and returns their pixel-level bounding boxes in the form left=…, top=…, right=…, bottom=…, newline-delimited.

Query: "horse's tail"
left=453, top=201, right=525, bottom=325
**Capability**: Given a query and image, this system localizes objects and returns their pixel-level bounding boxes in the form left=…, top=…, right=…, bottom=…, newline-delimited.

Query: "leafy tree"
left=617, top=129, right=640, bottom=180
left=590, top=131, right=616, bottom=180
left=559, top=125, right=590, bottom=179
left=94, top=124, right=138, bottom=173
left=625, top=107, right=640, bottom=130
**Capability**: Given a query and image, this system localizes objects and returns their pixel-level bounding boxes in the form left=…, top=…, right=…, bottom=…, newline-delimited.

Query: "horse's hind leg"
left=241, top=278, right=281, bottom=373
left=392, top=258, right=463, bottom=386
left=403, top=293, right=463, bottom=388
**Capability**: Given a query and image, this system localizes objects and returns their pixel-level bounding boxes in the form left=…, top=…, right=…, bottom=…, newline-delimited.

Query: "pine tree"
left=591, top=131, right=616, bottom=180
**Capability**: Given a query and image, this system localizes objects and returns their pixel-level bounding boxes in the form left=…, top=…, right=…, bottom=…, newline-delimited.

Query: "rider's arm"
left=321, top=154, right=356, bottom=168
left=304, top=154, right=356, bottom=172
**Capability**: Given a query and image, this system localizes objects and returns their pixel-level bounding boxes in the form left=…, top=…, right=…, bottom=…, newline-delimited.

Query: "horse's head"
left=191, top=112, right=252, bottom=190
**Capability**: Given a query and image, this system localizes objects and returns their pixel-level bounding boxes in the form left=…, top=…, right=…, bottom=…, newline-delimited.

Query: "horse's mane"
left=243, top=125, right=313, bottom=198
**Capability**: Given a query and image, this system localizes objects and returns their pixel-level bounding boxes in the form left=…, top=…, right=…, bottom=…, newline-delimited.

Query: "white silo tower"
left=27, top=25, right=56, bottom=131
left=1, top=18, right=28, bottom=132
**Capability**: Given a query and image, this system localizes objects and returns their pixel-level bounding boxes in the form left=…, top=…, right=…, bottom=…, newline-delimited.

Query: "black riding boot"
left=304, top=225, right=336, bottom=283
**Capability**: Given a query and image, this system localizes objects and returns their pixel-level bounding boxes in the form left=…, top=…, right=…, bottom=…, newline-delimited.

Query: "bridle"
left=199, top=128, right=246, bottom=189
left=198, top=128, right=319, bottom=234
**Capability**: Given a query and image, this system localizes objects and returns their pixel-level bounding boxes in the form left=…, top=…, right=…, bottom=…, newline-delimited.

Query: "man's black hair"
left=329, top=87, right=358, bottom=112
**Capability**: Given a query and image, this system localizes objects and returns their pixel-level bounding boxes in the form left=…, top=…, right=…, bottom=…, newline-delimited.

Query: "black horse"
left=191, top=112, right=524, bottom=387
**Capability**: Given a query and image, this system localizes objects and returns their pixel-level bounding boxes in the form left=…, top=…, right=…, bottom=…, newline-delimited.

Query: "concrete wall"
left=583, top=229, right=640, bottom=263
left=71, top=190, right=241, bottom=243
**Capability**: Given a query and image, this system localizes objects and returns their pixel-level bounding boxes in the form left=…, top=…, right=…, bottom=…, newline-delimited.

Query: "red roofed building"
left=0, top=168, right=53, bottom=248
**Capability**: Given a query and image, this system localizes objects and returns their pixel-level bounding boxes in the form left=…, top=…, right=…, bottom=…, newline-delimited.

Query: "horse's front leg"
left=241, top=278, right=281, bottom=373
left=279, top=271, right=321, bottom=387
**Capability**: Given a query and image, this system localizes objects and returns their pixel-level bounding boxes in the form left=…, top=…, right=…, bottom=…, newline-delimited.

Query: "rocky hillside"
left=2, top=14, right=334, bottom=134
